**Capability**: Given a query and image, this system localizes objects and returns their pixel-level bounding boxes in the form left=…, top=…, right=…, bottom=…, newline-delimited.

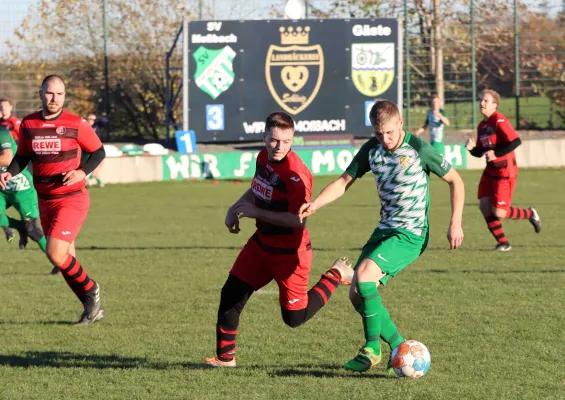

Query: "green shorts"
left=431, top=141, right=445, bottom=155
left=0, top=191, right=40, bottom=219
left=355, top=228, right=429, bottom=285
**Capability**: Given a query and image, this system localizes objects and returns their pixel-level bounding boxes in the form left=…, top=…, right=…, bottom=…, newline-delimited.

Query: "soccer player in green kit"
left=299, top=101, right=465, bottom=372
left=415, top=95, right=450, bottom=155
left=0, top=125, right=56, bottom=273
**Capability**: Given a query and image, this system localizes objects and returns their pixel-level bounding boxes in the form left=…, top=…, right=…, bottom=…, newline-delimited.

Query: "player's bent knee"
left=45, top=239, right=71, bottom=267
left=24, top=218, right=44, bottom=242
left=45, top=251, right=66, bottom=267
left=281, top=308, right=306, bottom=328
left=493, top=208, right=507, bottom=219
left=356, top=258, right=385, bottom=283
left=479, top=197, right=492, bottom=216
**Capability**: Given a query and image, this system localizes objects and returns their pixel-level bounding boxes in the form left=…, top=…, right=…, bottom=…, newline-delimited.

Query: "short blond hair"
left=481, top=89, right=500, bottom=106
left=369, top=101, right=400, bottom=128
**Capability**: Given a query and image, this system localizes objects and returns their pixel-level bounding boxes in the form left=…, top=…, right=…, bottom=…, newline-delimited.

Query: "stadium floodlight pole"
left=404, top=0, right=411, bottom=130
left=470, top=0, right=477, bottom=128
left=514, top=0, right=520, bottom=128
left=183, top=17, right=189, bottom=132
left=103, top=0, right=109, bottom=125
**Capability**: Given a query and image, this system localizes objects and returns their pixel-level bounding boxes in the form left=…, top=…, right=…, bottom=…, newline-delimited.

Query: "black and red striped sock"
left=311, top=269, right=341, bottom=306
left=506, top=206, right=532, bottom=220
left=59, top=255, right=96, bottom=304
left=216, top=325, right=237, bottom=362
left=485, top=216, right=509, bottom=244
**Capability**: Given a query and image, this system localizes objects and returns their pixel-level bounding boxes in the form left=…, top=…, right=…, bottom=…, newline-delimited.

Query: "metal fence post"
left=470, top=0, right=477, bottom=128
left=404, top=0, right=411, bottom=130
left=514, top=0, right=520, bottom=128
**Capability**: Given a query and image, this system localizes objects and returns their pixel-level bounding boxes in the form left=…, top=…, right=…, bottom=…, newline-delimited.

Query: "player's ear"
left=399, top=117, right=404, bottom=129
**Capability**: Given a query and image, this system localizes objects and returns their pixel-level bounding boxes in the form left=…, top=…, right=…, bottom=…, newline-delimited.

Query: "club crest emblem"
left=193, top=46, right=236, bottom=99
left=265, top=26, right=324, bottom=115
left=351, top=43, right=395, bottom=97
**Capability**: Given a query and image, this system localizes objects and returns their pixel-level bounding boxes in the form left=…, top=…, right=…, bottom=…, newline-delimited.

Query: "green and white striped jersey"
left=0, top=126, right=34, bottom=194
left=346, top=133, right=451, bottom=236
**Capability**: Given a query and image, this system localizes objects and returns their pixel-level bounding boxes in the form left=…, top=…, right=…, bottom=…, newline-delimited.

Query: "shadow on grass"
left=269, top=368, right=395, bottom=379
left=0, top=320, right=73, bottom=326
left=181, top=362, right=394, bottom=379
left=0, top=352, right=156, bottom=369
left=0, top=354, right=398, bottom=378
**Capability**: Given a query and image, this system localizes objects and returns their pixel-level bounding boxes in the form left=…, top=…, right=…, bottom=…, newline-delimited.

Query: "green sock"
left=7, top=216, right=25, bottom=231
left=357, top=281, right=382, bottom=354
left=380, top=306, right=405, bottom=350
left=36, top=236, right=47, bottom=252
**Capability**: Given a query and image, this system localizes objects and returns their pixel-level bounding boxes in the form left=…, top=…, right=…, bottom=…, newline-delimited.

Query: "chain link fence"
left=0, top=0, right=563, bottom=141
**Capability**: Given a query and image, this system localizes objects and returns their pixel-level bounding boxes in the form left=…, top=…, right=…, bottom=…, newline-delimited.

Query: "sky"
left=1, top=0, right=562, bottom=55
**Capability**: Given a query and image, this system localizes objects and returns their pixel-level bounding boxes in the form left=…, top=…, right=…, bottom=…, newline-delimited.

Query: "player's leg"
left=0, top=195, right=25, bottom=243
left=275, top=250, right=353, bottom=328
left=479, top=174, right=510, bottom=251
left=44, top=192, right=102, bottom=324
left=503, top=178, right=541, bottom=233
left=0, top=194, right=14, bottom=242
left=345, top=230, right=423, bottom=372
left=345, top=257, right=386, bottom=371
left=13, top=194, right=47, bottom=253
left=204, top=239, right=271, bottom=367
left=2, top=226, right=15, bottom=243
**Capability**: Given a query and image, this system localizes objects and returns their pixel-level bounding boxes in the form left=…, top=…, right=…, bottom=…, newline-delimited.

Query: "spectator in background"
left=0, top=98, right=21, bottom=143
left=414, top=95, right=450, bottom=155
left=0, top=98, right=21, bottom=243
left=84, top=113, right=105, bottom=188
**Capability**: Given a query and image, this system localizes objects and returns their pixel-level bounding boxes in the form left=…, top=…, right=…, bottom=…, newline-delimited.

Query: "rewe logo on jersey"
left=251, top=177, right=273, bottom=201
left=32, top=139, right=61, bottom=152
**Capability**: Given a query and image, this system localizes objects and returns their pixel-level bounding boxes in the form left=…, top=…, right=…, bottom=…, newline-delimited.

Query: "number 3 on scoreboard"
left=206, top=104, right=225, bottom=131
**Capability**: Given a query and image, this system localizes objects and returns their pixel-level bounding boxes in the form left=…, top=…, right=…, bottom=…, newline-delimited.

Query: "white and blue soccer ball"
left=390, top=340, right=431, bottom=378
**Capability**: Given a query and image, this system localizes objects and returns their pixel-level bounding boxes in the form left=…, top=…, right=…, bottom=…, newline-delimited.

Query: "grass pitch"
left=0, top=168, right=564, bottom=399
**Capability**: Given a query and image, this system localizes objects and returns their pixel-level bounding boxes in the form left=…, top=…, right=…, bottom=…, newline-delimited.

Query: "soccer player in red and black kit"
left=466, top=90, right=541, bottom=252
left=0, top=75, right=106, bottom=324
left=204, top=112, right=354, bottom=367
left=0, top=98, right=21, bottom=142
left=0, top=98, right=21, bottom=243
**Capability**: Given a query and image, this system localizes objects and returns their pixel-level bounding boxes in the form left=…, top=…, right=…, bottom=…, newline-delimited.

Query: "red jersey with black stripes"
left=476, top=111, right=519, bottom=179
left=18, top=110, right=102, bottom=196
left=0, top=116, right=21, bottom=142
left=251, top=149, right=312, bottom=251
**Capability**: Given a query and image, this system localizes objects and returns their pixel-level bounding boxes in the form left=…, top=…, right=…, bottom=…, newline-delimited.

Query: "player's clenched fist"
left=298, top=202, right=317, bottom=222
left=225, top=207, right=240, bottom=234
left=465, top=137, right=475, bottom=151
left=0, top=171, right=12, bottom=191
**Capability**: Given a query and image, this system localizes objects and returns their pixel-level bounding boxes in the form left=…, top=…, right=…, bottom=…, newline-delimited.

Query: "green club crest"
left=193, top=46, right=236, bottom=99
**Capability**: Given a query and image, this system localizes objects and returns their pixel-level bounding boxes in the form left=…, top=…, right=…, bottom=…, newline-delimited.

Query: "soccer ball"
left=390, top=340, right=431, bottom=378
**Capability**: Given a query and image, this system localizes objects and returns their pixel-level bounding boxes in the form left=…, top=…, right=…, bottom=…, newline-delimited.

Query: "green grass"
left=406, top=96, right=565, bottom=130
left=1, top=169, right=564, bottom=399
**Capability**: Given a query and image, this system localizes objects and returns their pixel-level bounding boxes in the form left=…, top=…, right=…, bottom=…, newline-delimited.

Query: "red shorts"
left=230, top=236, right=312, bottom=311
left=477, top=174, right=516, bottom=211
left=39, top=190, right=90, bottom=243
